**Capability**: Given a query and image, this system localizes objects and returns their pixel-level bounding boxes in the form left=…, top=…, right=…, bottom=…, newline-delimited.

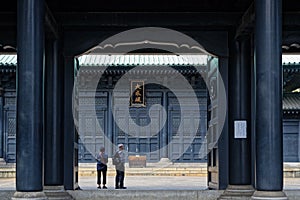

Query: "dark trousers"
left=97, top=169, right=107, bottom=185
left=115, top=170, right=125, bottom=188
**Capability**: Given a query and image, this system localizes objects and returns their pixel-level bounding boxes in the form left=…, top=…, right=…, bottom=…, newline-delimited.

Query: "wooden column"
left=44, top=39, right=63, bottom=186
left=63, top=56, right=78, bottom=190
left=252, top=0, right=286, bottom=199
left=14, top=0, right=46, bottom=198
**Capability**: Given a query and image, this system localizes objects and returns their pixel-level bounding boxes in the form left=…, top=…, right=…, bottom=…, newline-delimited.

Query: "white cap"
left=118, top=144, right=124, bottom=148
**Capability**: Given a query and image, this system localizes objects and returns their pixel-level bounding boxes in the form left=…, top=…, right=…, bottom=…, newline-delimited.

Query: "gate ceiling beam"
left=45, top=3, right=60, bottom=39
left=55, top=12, right=242, bottom=28
left=235, top=3, right=254, bottom=38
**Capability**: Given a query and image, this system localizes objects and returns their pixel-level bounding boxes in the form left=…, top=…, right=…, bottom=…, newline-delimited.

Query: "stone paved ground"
left=1, top=176, right=300, bottom=190
left=79, top=176, right=208, bottom=190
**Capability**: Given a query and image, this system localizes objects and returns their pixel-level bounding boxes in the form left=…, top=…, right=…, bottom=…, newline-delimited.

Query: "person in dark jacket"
left=96, top=147, right=108, bottom=189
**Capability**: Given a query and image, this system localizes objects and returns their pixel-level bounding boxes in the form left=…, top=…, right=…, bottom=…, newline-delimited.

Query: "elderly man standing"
left=114, top=144, right=127, bottom=189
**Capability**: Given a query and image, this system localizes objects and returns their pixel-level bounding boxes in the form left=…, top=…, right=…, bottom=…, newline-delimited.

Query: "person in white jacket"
left=114, top=144, right=126, bottom=189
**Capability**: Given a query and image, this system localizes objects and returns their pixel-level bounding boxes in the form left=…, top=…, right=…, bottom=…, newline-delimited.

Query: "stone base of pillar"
left=44, top=185, right=74, bottom=200
left=218, top=185, right=254, bottom=200
left=251, top=191, right=287, bottom=200
left=12, top=191, right=47, bottom=200
left=43, top=185, right=64, bottom=192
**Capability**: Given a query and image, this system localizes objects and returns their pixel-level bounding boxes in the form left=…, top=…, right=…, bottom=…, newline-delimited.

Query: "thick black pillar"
left=0, top=88, right=3, bottom=158
left=219, top=37, right=254, bottom=199
left=63, top=56, right=77, bottom=190
left=44, top=39, right=63, bottom=186
left=16, top=0, right=45, bottom=192
left=218, top=57, right=229, bottom=190
left=229, top=37, right=252, bottom=185
left=254, top=0, right=286, bottom=198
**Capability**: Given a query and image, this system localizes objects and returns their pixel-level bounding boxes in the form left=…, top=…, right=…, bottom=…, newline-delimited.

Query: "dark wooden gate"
left=78, top=91, right=108, bottom=162
left=3, top=90, right=16, bottom=163
left=167, top=91, right=207, bottom=162
left=113, top=91, right=162, bottom=162
left=283, top=119, right=300, bottom=162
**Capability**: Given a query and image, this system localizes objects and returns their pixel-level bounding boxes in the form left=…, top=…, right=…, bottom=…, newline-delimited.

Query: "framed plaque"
left=130, top=80, right=145, bottom=107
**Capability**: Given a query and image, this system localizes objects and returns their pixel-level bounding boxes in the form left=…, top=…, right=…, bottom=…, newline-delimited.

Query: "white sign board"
left=234, top=120, right=247, bottom=139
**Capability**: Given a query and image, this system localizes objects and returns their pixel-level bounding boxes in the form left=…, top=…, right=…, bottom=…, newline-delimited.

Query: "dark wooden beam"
left=63, top=30, right=229, bottom=57
left=46, top=0, right=252, bottom=12
left=45, top=4, right=60, bottom=39
left=235, top=3, right=254, bottom=38
left=283, top=13, right=300, bottom=30
left=0, top=13, right=16, bottom=27
left=56, top=12, right=242, bottom=28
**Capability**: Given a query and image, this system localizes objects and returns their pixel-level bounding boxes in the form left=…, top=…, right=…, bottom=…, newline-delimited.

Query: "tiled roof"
left=0, top=54, right=17, bottom=66
left=77, top=54, right=208, bottom=66
left=79, top=65, right=206, bottom=74
left=282, top=55, right=300, bottom=66
left=1, top=54, right=300, bottom=67
left=283, top=94, right=300, bottom=110
left=0, top=55, right=17, bottom=73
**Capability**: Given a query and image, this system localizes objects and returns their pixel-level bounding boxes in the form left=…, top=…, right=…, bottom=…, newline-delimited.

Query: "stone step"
left=1, top=162, right=300, bottom=178
left=66, top=190, right=300, bottom=200
left=0, top=170, right=15, bottom=178
left=1, top=190, right=300, bottom=200
left=44, top=186, right=75, bottom=200
left=45, top=192, right=74, bottom=200
left=79, top=167, right=207, bottom=177
left=0, top=159, right=15, bottom=168
left=80, top=172, right=207, bottom=177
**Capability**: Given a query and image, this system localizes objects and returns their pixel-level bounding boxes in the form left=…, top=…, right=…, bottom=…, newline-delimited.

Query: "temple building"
left=0, top=54, right=299, bottom=164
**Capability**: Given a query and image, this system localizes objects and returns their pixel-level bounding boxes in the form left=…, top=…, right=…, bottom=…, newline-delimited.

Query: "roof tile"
left=78, top=54, right=208, bottom=66
left=283, top=94, right=300, bottom=110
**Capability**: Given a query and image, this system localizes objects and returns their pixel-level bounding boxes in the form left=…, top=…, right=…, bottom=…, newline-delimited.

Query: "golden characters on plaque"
left=130, top=80, right=145, bottom=107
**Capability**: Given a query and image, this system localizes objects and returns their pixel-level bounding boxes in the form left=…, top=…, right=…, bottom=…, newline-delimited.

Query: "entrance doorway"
left=75, top=53, right=210, bottom=190
left=76, top=54, right=208, bottom=163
